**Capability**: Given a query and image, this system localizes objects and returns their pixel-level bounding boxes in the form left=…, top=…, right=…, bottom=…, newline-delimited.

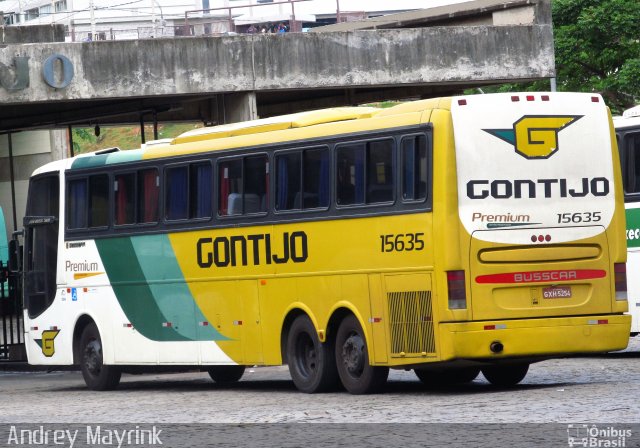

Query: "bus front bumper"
left=438, top=314, right=631, bottom=361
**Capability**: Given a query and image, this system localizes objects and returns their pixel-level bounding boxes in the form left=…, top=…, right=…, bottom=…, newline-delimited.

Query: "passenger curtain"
left=115, top=177, right=128, bottom=225
left=195, top=164, right=212, bottom=218
left=219, top=166, right=230, bottom=215
left=142, top=170, right=159, bottom=223
left=167, top=167, right=188, bottom=220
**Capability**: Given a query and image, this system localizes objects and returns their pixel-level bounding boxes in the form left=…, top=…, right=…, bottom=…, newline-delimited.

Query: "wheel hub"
left=342, top=334, right=364, bottom=376
left=84, top=339, right=102, bottom=376
left=296, top=335, right=317, bottom=376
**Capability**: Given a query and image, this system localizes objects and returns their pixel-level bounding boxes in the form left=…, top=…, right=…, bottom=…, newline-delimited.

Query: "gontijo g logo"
left=484, top=115, right=583, bottom=159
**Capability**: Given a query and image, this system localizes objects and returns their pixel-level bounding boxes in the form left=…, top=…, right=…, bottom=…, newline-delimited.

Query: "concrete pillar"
left=224, top=92, right=258, bottom=124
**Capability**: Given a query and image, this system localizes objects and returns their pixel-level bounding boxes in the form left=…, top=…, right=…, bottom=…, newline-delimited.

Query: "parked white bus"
left=614, top=106, right=640, bottom=335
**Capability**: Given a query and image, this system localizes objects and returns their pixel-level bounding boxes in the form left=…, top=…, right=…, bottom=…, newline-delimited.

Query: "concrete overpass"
left=1, top=0, right=553, bottom=133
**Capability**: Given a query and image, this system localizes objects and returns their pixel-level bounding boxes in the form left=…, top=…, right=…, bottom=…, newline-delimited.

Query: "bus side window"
left=626, top=133, right=640, bottom=194
left=337, top=139, right=393, bottom=206
left=88, top=174, right=109, bottom=228
left=276, top=151, right=302, bottom=210
left=276, top=147, right=329, bottom=211
left=219, top=156, right=268, bottom=216
left=67, top=179, right=88, bottom=229
left=166, top=163, right=212, bottom=221
left=401, top=135, right=428, bottom=202
left=366, top=140, right=393, bottom=204
left=336, top=143, right=365, bottom=206
left=304, top=148, right=329, bottom=209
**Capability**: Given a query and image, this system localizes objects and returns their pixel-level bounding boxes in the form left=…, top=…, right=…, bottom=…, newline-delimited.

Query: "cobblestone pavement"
left=1, top=339, right=640, bottom=425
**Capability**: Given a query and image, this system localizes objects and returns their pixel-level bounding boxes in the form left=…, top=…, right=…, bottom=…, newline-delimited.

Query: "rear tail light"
left=447, top=270, right=467, bottom=309
left=614, top=263, right=627, bottom=301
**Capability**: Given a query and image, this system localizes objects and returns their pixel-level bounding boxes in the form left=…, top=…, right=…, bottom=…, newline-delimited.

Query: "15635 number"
left=556, top=212, right=601, bottom=224
left=379, top=233, right=425, bottom=252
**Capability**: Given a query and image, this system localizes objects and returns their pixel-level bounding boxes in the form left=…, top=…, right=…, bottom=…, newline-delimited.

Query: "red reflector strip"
left=30, top=326, right=38, bottom=331
left=511, top=96, right=520, bottom=102
left=123, top=323, right=133, bottom=328
left=588, top=319, right=608, bottom=325
left=591, top=96, right=600, bottom=102
left=369, top=317, right=383, bottom=323
left=526, top=95, right=535, bottom=101
left=199, top=321, right=209, bottom=326
left=484, top=324, right=506, bottom=330
left=476, top=269, right=606, bottom=284
left=162, top=322, right=172, bottom=328
left=233, top=320, right=243, bottom=326
left=49, top=326, right=58, bottom=331
left=541, top=95, right=550, bottom=101
left=458, top=99, right=467, bottom=106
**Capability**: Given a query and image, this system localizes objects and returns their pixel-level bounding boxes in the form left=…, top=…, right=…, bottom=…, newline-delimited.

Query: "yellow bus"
left=20, top=92, right=629, bottom=393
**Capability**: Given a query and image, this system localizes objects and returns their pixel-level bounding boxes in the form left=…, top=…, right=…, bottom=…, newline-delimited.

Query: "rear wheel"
left=415, top=367, right=480, bottom=386
left=208, top=366, right=246, bottom=383
left=79, top=322, right=121, bottom=391
left=335, top=315, right=388, bottom=394
left=481, top=363, right=529, bottom=387
left=287, top=315, right=338, bottom=393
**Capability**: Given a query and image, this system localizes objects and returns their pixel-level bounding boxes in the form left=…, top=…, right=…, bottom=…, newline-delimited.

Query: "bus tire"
left=481, top=363, right=529, bottom=387
left=415, top=367, right=480, bottom=386
left=287, top=315, right=338, bottom=393
left=79, top=322, right=121, bottom=391
left=208, top=366, right=246, bottom=383
left=335, top=315, right=388, bottom=394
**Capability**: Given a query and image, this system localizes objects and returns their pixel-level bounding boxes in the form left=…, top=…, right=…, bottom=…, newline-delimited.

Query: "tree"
left=471, top=0, right=640, bottom=114
left=552, top=0, right=640, bottom=113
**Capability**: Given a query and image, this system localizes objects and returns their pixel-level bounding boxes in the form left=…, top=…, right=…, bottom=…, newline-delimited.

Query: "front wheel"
left=79, top=322, right=121, bottom=391
left=335, top=315, right=388, bottom=394
left=481, top=363, right=529, bottom=387
left=208, top=366, right=246, bottom=383
left=287, top=315, right=339, bottom=393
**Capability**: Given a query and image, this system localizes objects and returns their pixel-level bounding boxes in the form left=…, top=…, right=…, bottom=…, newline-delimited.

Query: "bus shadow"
left=48, top=376, right=578, bottom=395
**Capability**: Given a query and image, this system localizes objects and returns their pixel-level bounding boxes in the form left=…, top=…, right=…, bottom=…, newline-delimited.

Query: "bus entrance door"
left=23, top=175, right=60, bottom=320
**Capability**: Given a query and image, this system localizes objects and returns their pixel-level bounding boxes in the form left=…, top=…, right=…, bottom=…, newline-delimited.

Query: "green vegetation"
left=72, top=123, right=202, bottom=155
left=467, top=0, right=640, bottom=114
left=553, top=0, right=640, bottom=112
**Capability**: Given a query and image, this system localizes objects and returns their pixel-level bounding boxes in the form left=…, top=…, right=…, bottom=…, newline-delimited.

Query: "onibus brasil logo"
left=484, top=115, right=583, bottom=159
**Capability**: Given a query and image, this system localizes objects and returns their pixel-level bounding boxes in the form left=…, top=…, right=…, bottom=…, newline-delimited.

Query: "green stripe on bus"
left=627, top=207, right=640, bottom=248
left=95, top=237, right=190, bottom=342
left=130, top=234, right=229, bottom=341
left=71, top=150, right=144, bottom=170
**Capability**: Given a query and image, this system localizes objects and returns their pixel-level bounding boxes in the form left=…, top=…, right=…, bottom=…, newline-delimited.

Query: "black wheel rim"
left=294, top=332, right=317, bottom=379
left=83, top=339, right=102, bottom=377
left=341, top=331, right=365, bottom=379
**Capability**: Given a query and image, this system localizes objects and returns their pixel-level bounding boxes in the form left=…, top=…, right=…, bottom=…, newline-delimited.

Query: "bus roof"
left=67, top=104, right=424, bottom=171
left=172, top=107, right=382, bottom=145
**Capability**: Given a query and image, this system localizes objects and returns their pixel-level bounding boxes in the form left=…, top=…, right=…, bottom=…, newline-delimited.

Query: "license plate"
left=543, top=286, right=572, bottom=299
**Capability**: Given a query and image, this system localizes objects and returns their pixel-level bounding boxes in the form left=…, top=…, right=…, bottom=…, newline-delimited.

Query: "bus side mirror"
left=8, top=236, right=22, bottom=274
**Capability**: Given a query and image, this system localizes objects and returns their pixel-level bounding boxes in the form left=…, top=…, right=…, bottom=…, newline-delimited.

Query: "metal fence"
left=0, top=260, right=24, bottom=362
